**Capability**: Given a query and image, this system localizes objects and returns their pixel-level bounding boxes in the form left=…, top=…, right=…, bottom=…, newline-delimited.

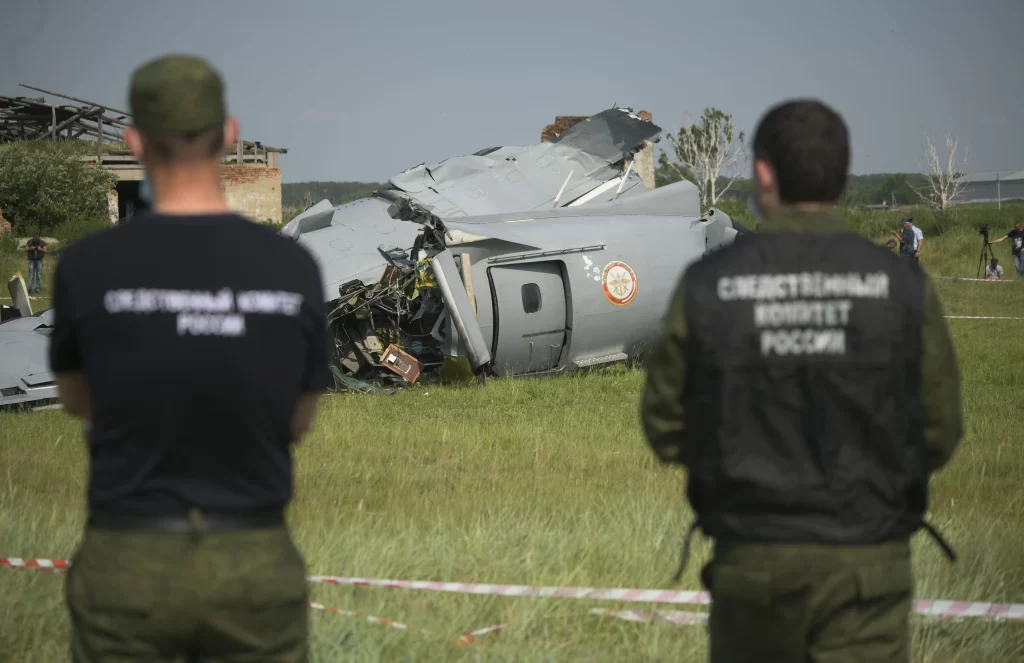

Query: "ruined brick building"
left=1, top=85, right=287, bottom=225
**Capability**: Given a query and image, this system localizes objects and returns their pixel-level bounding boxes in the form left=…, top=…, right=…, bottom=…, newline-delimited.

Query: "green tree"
left=0, top=141, right=117, bottom=235
left=660, top=107, right=747, bottom=207
left=282, top=181, right=381, bottom=208
left=655, top=152, right=695, bottom=188
left=872, top=174, right=918, bottom=206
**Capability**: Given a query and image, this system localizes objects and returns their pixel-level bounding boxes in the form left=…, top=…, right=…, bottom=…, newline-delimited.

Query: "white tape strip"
left=307, top=575, right=710, bottom=605
left=590, top=607, right=708, bottom=626
left=937, top=319, right=1024, bottom=323
left=456, top=623, right=507, bottom=645
left=308, top=602, right=427, bottom=634
left=937, top=277, right=1017, bottom=283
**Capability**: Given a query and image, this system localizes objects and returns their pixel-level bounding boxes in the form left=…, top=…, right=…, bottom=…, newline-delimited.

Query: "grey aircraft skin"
left=0, top=308, right=59, bottom=407
left=0, top=107, right=748, bottom=407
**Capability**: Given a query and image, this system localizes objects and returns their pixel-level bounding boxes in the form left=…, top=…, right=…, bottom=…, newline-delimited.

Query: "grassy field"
left=2, top=206, right=1024, bottom=661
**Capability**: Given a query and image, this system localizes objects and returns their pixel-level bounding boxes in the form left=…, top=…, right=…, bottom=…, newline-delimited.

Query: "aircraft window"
left=521, top=283, right=542, bottom=314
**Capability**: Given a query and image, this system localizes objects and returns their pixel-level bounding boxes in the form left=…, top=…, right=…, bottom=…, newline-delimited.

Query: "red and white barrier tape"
left=310, top=601, right=507, bottom=645
left=592, top=604, right=1024, bottom=625
left=456, top=623, right=507, bottom=645
left=591, top=608, right=708, bottom=626
left=914, top=600, right=1024, bottom=621
left=308, top=574, right=711, bottom=605
left=309, top=602, right=428, bottom=635
left=1, top=558, right=68, bottom=570
left=5, top=558, right=1022, bottom=622
left=944, top=316, right=1024, bottom=320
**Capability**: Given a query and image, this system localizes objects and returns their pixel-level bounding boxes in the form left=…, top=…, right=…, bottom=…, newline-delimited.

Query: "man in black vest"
left=641, top=99, right=963, bottom=662
left=890, top=218, right=917, bottom=262
left=50, top=55, right=332, bottom=661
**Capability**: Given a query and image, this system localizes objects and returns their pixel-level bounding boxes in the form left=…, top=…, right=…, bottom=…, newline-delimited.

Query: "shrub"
left=0, top=141, right=117, bottom=237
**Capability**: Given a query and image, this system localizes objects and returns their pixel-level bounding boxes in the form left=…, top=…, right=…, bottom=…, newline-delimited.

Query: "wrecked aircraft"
left=283, top=107, right=749, bottom=391
left=1, top=275, right=59, bottom=408
left=0, top=107, right=749, bottom=409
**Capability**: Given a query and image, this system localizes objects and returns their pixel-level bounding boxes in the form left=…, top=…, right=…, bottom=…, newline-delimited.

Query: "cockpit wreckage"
left=0, top=107, right=750, bottom=408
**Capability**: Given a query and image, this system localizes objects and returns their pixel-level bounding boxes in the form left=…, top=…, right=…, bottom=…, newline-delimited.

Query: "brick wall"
left=541, top=116, right=589, bottom=142
left=222, top=166, right=282, bottom=224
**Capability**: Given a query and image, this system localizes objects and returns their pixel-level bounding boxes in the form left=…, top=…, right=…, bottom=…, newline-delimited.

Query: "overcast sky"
left=2, top=0, right=1020, bottom=183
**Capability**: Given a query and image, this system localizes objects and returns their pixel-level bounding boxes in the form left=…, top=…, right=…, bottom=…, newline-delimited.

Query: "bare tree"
left=916, top=134, right=970, bottom=212
left=662, top=107, right=747, bottom=207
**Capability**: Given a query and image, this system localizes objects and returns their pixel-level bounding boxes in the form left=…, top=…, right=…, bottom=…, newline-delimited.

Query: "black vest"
left=683, top=231, right=929, bottom=545
left=900, top=225, right=916, bottom=256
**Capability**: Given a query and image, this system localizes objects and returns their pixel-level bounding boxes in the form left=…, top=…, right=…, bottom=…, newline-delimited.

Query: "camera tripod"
left=976, top=237, right=996, bottom=278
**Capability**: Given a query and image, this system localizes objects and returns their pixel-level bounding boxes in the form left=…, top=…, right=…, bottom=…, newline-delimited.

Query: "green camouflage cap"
left=129, top=55, right=226, bottom=134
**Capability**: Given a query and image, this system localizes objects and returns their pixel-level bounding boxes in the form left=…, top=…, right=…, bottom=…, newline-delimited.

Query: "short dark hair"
left=141, top=124, right=225, bottom=165
left=753, top=100, right=849, bottom=204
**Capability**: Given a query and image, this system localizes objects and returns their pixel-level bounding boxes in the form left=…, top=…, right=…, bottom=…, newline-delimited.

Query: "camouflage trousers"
left=65, top=523, right=308, bottom=663
left=702, top=539, right=913, bottom=663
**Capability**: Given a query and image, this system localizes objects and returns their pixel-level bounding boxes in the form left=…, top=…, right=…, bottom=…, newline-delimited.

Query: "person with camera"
left=991, top=220, right=1024, bottom=277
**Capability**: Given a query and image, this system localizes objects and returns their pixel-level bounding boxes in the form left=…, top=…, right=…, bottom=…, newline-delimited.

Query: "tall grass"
left=1, top=225, right=1023, bottom=661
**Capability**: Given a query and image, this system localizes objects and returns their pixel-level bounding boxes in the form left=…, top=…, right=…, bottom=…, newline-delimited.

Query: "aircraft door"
left=488, top=262, right=568, bottom=376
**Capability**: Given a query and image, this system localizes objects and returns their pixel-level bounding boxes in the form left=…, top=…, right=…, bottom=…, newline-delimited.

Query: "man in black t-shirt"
left=49, top=55, right=333, bottom=662
left=992, top=220, right=1024, bottom=277
left=23, top=233, right=46, bottom=294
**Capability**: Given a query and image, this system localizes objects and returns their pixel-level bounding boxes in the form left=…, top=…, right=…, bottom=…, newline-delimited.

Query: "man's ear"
left=753, top=158, right=780, bottom=218
left=223, top=117, right=239, bottom=151
left=124, top=127, right=145, bottom=163
left=754, top=159, right=775, bottom=194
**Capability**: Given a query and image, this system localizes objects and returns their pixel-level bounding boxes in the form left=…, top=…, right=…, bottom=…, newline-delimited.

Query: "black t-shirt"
left=49, top=212, right=334, bottom=516
left=1008, top=228, right=1023, bottom=255
left=27, top=238, right=46, bottom=261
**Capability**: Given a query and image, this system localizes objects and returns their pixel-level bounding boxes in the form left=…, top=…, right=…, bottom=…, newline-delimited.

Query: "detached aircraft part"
left=430, top=250, right=491, bottom=373
left=7, top=273, right=32, bottom=318
left=0, top=309, right=59, bottom=409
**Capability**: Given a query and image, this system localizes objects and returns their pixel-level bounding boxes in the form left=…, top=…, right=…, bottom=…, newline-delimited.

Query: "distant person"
left=991, top=220, right=1024, bottom=277
left=907, top=217, right=923, bottom=261
left=49, top=54, right=332, bottom=662
left=642, top=99, right=963, bottom=662
left=985, top=258, right=1004, bottom=280
left=891, top=217, right=916, bottom=262
left=23, top=232, right=46, bottom=295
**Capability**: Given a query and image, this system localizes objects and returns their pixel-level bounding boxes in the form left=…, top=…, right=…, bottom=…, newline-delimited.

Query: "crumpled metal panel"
left=280, top=198, right=335, bottom=238
left=549, top=108, right=660, bottom=160
left=438, top=180, right=703, bottom=253
left=0, top=309, right=57, bottom=408
left=382, top=108, right=661, bottom=219
left=294, top=196, right=422, bottom=298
